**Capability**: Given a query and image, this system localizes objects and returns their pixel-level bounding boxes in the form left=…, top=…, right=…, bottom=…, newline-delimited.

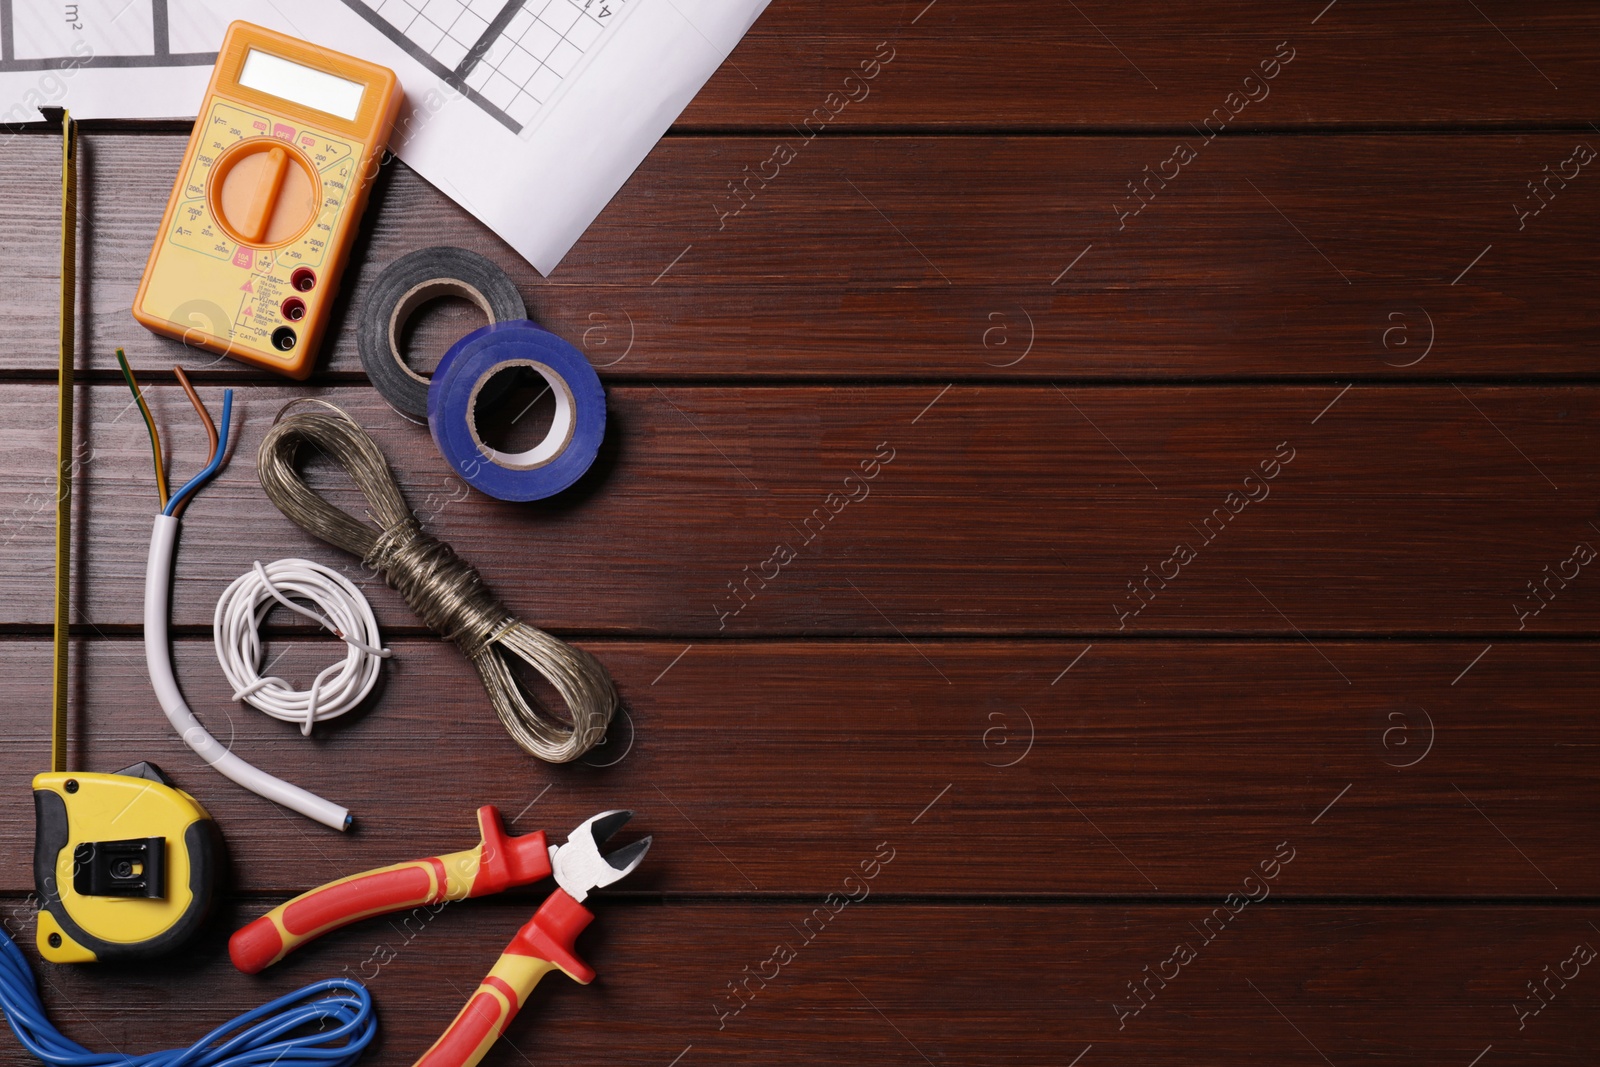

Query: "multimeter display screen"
left=238, top=49, right=365, bottom=121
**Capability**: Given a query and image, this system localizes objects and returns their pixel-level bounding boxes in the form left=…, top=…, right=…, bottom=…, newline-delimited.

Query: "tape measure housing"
left=32, top=765, right=219, bottom=963
left=132, top=23, right=400, bottom=379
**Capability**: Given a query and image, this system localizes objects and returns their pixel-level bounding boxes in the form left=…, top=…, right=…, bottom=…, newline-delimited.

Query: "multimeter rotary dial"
left=207, top=138, right=321, bottom=248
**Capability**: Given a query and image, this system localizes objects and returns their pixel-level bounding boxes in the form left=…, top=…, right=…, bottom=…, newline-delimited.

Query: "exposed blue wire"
left=0, top=926, right=375, bottom=1067
left=163, top=389, right=233, bottom=517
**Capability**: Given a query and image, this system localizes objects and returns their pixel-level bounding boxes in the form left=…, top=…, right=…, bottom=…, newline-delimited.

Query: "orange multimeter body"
left=133, top=22, right=400, bottom=379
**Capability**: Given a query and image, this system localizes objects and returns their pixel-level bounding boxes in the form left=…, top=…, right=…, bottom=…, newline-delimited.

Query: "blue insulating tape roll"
left=428, top=320, right=606, bottom=501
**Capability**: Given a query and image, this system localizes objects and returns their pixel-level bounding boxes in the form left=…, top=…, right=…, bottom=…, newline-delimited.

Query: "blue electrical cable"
left=0, top=927, right=376, bottom=1067
left=163, top=389, right=233, bottom=517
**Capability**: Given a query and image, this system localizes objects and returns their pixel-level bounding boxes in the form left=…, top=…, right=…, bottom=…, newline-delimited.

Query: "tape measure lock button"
left=73, top=837, right=165, bottom=899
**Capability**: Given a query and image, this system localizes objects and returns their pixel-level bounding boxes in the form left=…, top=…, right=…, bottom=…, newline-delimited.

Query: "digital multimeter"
left=133, top=22, right=400, bottom=379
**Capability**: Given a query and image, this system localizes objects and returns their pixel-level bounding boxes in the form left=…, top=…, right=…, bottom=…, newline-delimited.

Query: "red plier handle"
left=230, top=806, right=550, bottom=974
left=412, top=889, right=595, bottom=1067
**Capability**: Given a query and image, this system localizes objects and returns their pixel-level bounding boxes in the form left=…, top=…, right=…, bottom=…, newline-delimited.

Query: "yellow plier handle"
left=411, top=889, right=596, bottom=1067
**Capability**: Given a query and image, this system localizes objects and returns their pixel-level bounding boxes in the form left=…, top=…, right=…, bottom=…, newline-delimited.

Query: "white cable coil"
left=147, top=518, right=351, bottom=831
left=214, top=559, right=390, bottom=736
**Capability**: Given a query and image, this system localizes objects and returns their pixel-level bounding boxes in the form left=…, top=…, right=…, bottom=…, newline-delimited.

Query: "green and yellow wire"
left=115, top=347, right=167, bottom=508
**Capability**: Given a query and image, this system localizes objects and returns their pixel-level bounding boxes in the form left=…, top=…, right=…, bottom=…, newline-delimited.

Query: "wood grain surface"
left=3, top=130, right=1599, bottom=379
left=0, top=638, right=1591, bottom=897
left=7, top=899, right=1594, bottom=1067
left=689, top=0, right=1600, bottom=129
left=1, top=1, right=1597, bottom=1064
left=0, top=382, right=1590, bottom=634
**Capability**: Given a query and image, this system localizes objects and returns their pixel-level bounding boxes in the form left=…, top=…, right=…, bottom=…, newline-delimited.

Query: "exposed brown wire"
left=171, top=366, right=218, bottom=518
left=255, top=401, right=617, bottom=763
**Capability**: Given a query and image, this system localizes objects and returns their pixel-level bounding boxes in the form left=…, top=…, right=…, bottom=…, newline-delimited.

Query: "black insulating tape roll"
left=357, top=247, right=527, bottom=422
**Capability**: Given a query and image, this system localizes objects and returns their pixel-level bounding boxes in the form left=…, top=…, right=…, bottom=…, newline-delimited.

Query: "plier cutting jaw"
left=550, top=809, right=652, bottom=904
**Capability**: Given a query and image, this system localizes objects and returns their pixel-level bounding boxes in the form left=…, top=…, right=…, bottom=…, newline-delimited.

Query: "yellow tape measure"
left=33, top=110, right=220, bottom=964
left=50, top=109, right=74, bottom=777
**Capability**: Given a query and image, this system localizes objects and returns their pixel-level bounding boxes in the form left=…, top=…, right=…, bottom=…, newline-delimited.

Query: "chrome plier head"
left=549, top=809, right=651, bottom=902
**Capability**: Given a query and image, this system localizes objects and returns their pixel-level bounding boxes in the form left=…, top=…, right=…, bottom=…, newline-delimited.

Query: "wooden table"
left=3, top=2, right=1598, bottom=1063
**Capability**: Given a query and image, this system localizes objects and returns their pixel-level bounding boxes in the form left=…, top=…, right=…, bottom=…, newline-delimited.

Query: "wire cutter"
left=410, top=809, right=649, bottom=1067
left=229, top=807, right=649, bottom=974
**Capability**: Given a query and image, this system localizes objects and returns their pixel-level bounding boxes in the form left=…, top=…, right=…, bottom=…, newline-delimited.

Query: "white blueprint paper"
left=0, top=1, right=247, bottom=120
left=0, top=0, right=770, bottom=272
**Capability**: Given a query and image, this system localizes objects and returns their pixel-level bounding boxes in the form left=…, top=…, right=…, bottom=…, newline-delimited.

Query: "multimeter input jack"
left=281, top=296, right=306, bottom=322
left=271, top=326, right=298, bottom=352
left=291, top=268, right=317, bottom=292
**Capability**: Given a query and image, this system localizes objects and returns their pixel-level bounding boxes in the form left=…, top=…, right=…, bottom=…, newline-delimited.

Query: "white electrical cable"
left=214, top=559, right=389, bottom=736
left=144, top=514, right=354, bottom=831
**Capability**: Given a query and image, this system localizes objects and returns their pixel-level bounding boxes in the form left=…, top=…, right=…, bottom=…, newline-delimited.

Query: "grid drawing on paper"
left=338, top=0, right=635, bottom=135
left=0, top=0, right=217, bottom=72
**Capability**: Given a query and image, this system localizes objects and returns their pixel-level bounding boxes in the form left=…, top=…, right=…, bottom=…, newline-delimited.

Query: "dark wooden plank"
left=0, top=382, right=1588, bottom=634
left=3, top=132, right=1598, bottom=380
left=1, top=5, right=1594, bottom=1061
left=698, top=0, right=1600, bottom=129
left=1, top=901, right=1594, bottom=1066
left=0, top=637, right=1592, bottom=896
left=0, top=133, right=70, bottom=380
